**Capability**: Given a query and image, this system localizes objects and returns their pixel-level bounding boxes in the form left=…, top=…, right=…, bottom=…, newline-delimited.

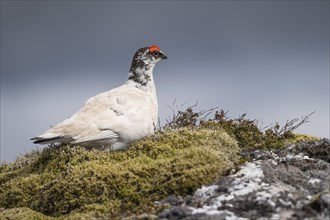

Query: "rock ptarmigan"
left=31, top=45, right=167, bottom=150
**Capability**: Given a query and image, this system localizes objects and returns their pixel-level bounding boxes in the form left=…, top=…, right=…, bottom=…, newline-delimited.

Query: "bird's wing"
left=32, top=88, right=120, bottom=143
left=71, top=129, right=118, bottom=144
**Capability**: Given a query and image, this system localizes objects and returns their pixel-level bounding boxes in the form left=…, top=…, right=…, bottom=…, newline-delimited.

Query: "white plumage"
left=31, top=45, right=167, bottom=150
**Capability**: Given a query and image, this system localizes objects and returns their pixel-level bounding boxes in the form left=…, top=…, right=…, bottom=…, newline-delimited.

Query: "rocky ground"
left=157, top=139, right=330, bottom=220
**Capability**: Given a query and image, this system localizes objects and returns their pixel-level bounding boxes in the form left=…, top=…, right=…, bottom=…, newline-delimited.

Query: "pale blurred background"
left=1, top=1, right=329, bottom=162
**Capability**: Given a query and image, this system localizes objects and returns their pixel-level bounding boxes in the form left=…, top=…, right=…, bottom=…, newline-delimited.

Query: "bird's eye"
left=153, top=51, right=159, bottom=56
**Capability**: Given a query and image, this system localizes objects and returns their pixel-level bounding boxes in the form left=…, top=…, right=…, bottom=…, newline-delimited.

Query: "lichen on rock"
left=158, top=138, right=330, bottom=220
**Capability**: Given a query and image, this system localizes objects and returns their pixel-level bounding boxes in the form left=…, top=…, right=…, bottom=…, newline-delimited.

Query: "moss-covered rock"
left=0, top=128, right=239, bottom=219
left=290, top=133, right=320, bottom=144
left=0, top=207, right=54, bottom=220
left=200, top=119, right=319, bottom=150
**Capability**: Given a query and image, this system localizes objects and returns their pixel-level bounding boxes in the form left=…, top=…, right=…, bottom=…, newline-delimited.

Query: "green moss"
left=200, top=120, right=293, bottom=149
left=0, top=128, right=239, bottom=219
left=0, top=207, right=54, bottom=220
left=288, top=133, right=320, bottom=144
left=201, top=120, right=318, bottom=150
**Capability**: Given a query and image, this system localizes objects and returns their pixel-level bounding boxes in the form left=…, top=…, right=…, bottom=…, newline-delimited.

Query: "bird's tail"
left=31, top=136, right=61, bottom=144
left=31, top=133, right=72, bottom=145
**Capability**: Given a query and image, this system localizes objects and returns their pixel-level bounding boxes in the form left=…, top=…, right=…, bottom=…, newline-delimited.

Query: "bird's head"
left=139, top=45, right=167, bottom=64
left=130, top=45, right=167, bottom=71
left=127, top=45, right=167, bottom=87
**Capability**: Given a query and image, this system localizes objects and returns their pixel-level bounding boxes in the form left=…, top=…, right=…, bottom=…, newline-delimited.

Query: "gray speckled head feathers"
left=127, top=45, right=167, bottom=87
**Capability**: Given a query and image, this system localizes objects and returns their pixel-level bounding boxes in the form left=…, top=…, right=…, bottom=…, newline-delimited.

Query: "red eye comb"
left=149, top=45, right=160, bottom=52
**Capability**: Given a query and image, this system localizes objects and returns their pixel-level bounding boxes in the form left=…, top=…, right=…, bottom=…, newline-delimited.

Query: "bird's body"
left=31, top=45, right=167, bottom=150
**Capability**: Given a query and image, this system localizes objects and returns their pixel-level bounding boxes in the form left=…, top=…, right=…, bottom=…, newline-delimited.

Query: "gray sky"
left=1, top=1, right=329, bottom=162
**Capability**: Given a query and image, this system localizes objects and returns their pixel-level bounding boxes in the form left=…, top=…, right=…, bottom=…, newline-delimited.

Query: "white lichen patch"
left=191, top=208, right=248, bottom=220
left=194, top=185, right=218, bottom=199
left=229, top=162, right=264, bottom=196
left=256, top=191, right=275, bottom=207
left=189, top=162, right=266, bottom=216
left=308, top=178, right=321, bottom=184
left=191, top=206, right=221, bottom=215
left=188, top=159, right=305, bottom=218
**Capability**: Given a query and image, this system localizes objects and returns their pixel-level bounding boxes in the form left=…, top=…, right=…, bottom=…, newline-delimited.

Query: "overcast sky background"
left=1, top=1, right=329, bottom=162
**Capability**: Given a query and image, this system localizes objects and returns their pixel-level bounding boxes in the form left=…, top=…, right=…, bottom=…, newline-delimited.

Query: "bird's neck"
left=125, top=64, right=156, bottom=92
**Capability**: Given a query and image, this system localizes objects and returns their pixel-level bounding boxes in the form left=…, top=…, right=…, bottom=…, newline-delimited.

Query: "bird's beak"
left=160, top=51, right=167, bottom=60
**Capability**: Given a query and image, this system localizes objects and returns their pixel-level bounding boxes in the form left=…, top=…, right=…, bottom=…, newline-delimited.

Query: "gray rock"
left=156, top=139, right=330, bottom=220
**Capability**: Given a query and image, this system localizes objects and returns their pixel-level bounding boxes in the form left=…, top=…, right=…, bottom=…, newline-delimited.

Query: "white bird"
left=31, top=45, right=167, bottom=150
